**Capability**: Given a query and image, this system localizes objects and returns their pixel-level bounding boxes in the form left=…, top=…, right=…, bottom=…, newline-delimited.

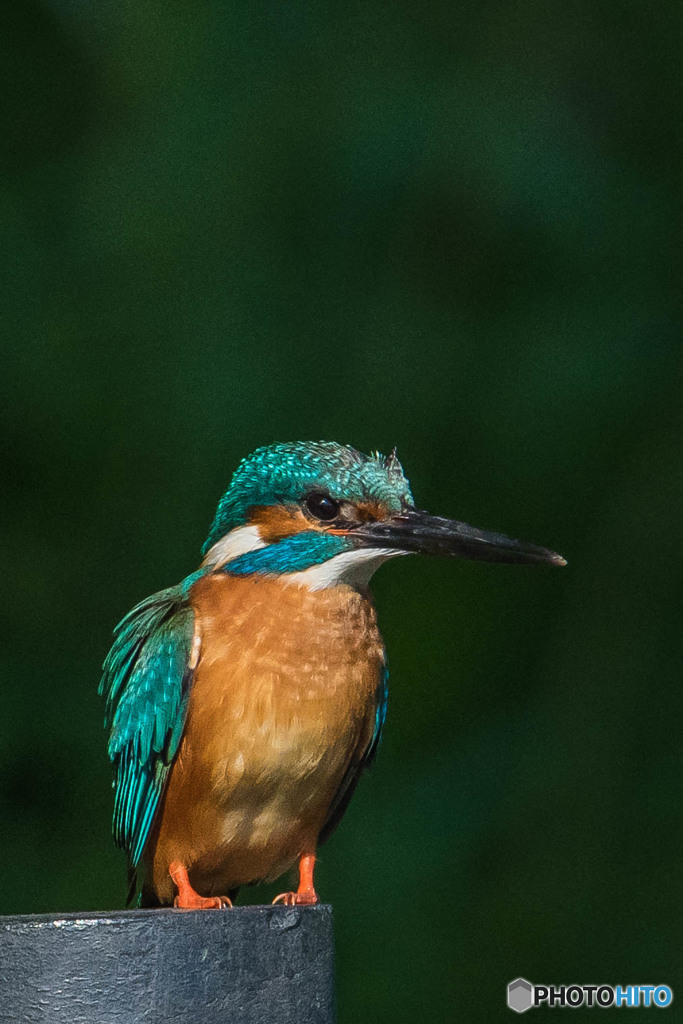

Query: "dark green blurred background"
left=1, top=1, right=680, bottom=1020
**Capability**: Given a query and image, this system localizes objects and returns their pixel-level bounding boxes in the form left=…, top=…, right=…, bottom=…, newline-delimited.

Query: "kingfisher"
left=100, top=441, right=565, bottom=909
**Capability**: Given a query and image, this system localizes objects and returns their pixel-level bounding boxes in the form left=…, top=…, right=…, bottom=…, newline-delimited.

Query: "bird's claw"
left=174, top=893, right=233, bottom=910
left=272, top=889, right=318, bottom=906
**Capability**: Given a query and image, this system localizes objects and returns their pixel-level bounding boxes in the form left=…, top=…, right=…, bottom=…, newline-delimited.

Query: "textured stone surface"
left=0, top=905, right=335, bottom=1023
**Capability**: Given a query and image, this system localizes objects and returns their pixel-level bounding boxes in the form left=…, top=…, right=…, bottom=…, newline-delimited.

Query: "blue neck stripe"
left=224, top=531, right=350, bottom=576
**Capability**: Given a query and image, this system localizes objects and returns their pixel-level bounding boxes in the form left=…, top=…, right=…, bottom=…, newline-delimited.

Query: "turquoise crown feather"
left=202, top=440, right=413, bottom=554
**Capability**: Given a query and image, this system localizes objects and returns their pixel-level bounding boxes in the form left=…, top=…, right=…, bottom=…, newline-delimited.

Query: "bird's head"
left=202, top=441, right=565, bottom=589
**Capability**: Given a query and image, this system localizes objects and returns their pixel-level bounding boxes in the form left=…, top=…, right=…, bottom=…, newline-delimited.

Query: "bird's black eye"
left=305, top=493, right=340, bottom=521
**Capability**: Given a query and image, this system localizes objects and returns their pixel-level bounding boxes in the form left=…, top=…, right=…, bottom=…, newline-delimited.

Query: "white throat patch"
left=202, top=524, right=264, bottom=568
left=286, top=547, right=409, bottom=591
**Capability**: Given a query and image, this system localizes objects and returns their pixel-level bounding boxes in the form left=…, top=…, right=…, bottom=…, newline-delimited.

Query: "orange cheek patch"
left=355, top=500, right=390, bottom=522
left=248, top=505, right=311, bottom=543
left=248, top=499, right=392, bottom=543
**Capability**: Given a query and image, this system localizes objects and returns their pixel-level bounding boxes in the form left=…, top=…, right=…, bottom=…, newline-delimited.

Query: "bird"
left=100, top=441, right=565, bottom=909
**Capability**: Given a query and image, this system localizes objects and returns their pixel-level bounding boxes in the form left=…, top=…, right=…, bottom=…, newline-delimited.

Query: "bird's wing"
left=318, top=663, right=388, bottom=845
left=99, top=585, right=197, bottom=884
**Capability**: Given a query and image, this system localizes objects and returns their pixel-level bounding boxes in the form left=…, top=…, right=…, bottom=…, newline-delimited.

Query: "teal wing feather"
left=319, top=663, right=388, bottom=845
left=99, top=586, right=196, bottom=878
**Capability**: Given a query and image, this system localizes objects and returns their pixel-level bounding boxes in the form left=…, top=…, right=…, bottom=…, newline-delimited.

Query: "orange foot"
left=272, top=853, right=319, bottom=906
left=174, top=892, right=233, bottom=909
left=272, top=889, right=318, bottom=906
left=169, top=860, right=233, bottom=910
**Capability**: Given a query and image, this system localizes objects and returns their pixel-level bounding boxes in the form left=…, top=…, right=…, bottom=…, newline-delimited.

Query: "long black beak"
left=353, top=509, right=566, bottom=567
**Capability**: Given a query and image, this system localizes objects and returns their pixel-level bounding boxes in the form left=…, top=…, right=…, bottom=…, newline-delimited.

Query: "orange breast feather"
left=147, top=572, right=384, bottom=902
